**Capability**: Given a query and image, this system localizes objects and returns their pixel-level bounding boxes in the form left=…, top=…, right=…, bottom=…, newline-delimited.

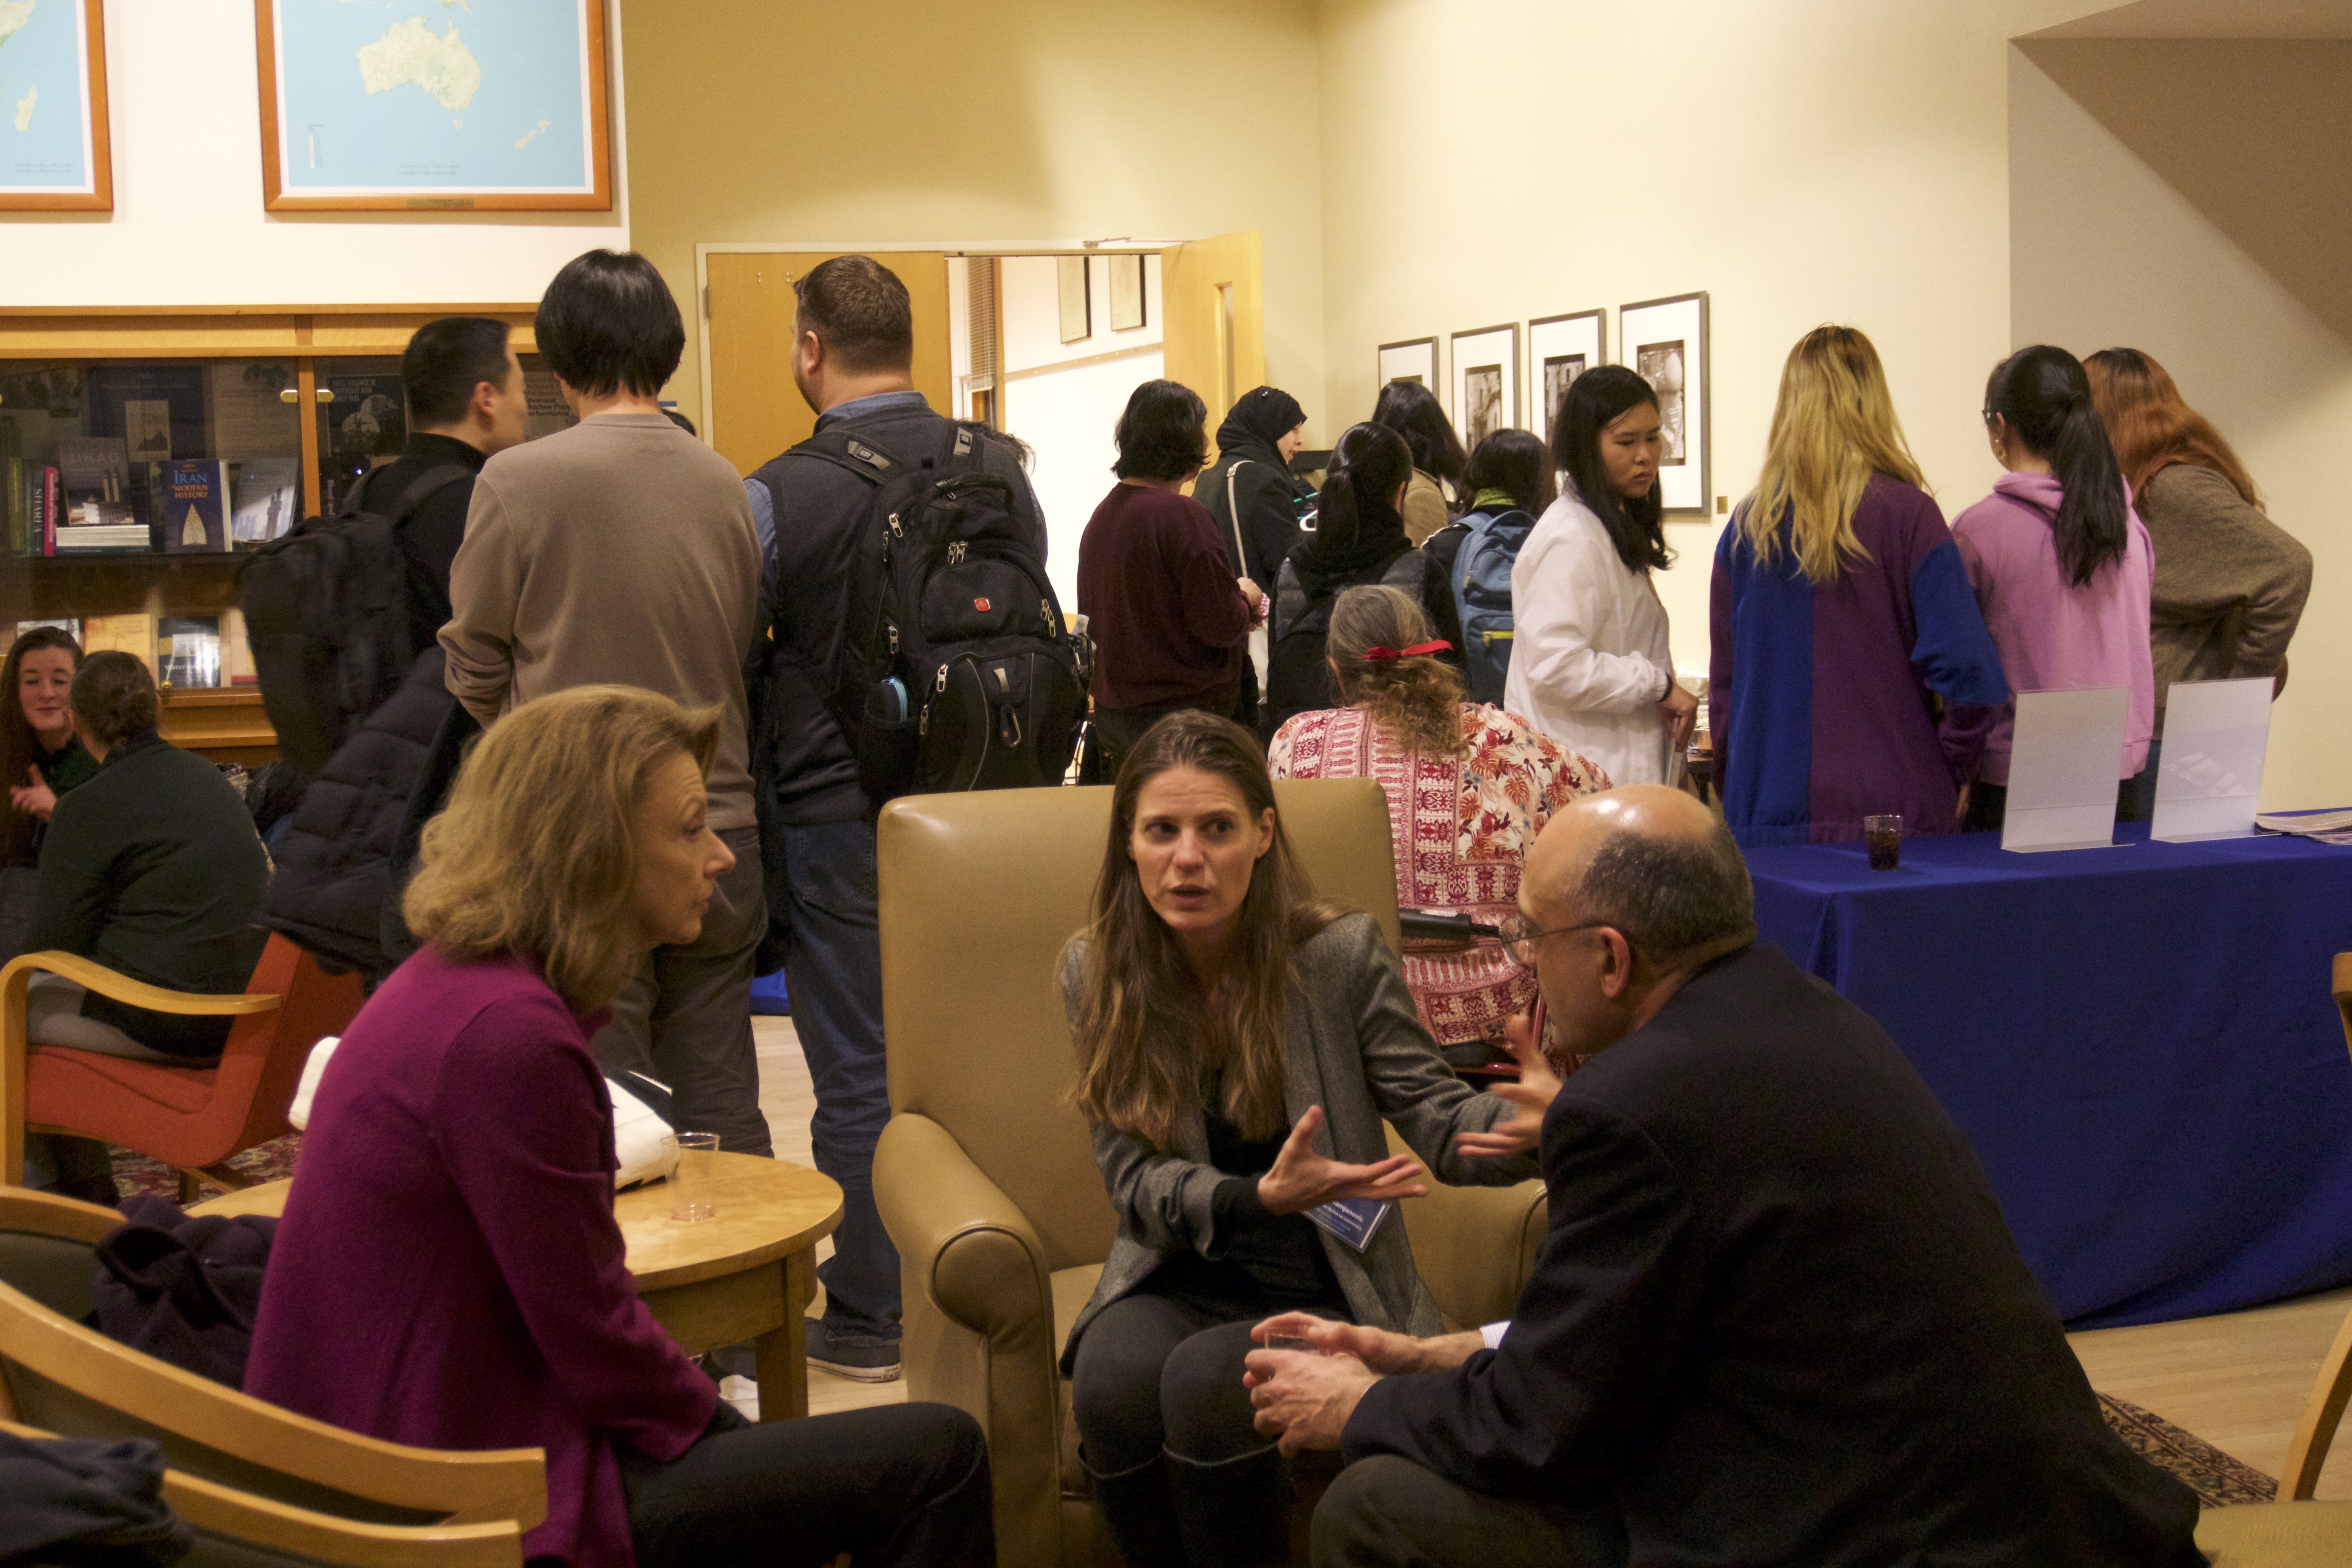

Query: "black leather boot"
left=1167, top=1443, right=1292, bottom=1568
left=1084, top=1449, right=1189, bottom=1568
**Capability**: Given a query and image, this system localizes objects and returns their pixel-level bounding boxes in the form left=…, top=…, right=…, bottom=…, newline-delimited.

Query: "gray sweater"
left=2138, top=462, right=2312, bottom=732
left=1059, top=913, right=1537, bottom=1368
left=440, top=412, right=762, bottom=829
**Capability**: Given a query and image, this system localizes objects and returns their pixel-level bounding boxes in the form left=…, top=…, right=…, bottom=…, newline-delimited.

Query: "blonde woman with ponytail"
left=1710, top=327, right=2008, bottom=847
left=1270, top=586, right=1608, bottom=1056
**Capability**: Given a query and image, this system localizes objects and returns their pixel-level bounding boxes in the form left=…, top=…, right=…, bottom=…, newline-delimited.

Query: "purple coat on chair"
left=245, top=947, right=715, bottom=1568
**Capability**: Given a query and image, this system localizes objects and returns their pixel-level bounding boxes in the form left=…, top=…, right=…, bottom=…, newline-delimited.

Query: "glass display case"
left=0, top=305, right=543, bottom=763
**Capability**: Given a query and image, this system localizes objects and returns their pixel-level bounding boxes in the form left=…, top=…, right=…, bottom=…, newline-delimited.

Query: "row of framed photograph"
left=2, top=0, right=613, bottom=212
left=1377, top=291, right=1710, bottom=515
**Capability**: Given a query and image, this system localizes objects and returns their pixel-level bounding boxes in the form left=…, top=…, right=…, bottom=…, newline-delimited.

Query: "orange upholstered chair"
left=0, top=935, right=363, bottom=1197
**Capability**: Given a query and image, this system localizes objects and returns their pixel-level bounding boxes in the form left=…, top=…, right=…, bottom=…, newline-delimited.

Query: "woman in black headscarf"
left=1265, top=422, right=1464, bottom=728
left=1198, top=385, right=1317, bottom=588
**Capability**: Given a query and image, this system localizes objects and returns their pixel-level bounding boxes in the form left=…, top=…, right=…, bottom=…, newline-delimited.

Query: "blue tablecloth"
left=1746, top=822, right=2352, bottom=1327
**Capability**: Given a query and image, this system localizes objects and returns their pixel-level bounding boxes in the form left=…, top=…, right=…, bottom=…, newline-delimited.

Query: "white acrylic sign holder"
left=2150, top=677, right=2273, bottom=842
left=2001, top=687, right=2129, bottom=853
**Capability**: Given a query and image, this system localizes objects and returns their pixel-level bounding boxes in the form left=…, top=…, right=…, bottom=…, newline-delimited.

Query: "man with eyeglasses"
left=1244, top=785, right=2201, bottom=1568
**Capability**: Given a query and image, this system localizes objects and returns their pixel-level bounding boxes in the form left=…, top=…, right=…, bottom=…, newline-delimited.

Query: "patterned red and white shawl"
left=1269, top=703, right=1611, bottom=1044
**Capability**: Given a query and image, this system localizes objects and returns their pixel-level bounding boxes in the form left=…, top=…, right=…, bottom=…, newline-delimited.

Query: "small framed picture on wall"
left=1448, top=323, right=1519, bottom=450
left=1377, top=337, right=1439, bottom=396
left=0, top=0, right=112, bottom=210
left=1107, top=254, right=1147, bottom=331
left=1617, top=291, right=1709, bottom=515
left=1058, top=256, right=1093, bottom=343
left=1526, top=310, right=1605, bottom=446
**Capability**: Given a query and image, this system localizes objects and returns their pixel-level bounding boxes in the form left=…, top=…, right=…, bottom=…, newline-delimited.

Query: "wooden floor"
left=753, top=1018, right=2352, bottom=1494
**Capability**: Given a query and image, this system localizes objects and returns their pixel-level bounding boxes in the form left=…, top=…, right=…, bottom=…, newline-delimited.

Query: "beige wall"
left=3, top=0, right=628, bottom=307
left=1310, top=0, right=2116, bottom=672
left=2010, top=39, right=2352, bottom=809
left=620, top=0, right=1328, bottom=443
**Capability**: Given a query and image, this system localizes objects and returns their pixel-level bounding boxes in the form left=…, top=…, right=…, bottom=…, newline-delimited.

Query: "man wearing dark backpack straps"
left=745, top=255, right=1063, bottom=1383
left=250, top=318, right=526, bottom=982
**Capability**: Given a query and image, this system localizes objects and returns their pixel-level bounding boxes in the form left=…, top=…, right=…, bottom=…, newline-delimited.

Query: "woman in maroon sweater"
left=247, top=686, right=991, bottom=1568
left=1079, top=379, right=1268, bottom=772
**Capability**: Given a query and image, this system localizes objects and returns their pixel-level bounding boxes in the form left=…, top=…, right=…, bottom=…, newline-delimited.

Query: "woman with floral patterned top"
left=1269, top=585, right=1609, bottom=1056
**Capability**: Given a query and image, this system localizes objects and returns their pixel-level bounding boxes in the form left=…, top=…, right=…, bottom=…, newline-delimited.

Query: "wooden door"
left=1160, top=230, right=1265, bottom=463
left=705, top=251, right=953, bottom=476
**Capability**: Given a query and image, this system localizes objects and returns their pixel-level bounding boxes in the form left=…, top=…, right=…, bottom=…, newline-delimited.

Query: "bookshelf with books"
left=0, top=304, right=554, bottom=763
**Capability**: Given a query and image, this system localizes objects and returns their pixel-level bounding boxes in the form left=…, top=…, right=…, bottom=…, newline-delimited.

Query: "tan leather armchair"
left=873, top=780, right=1547, bottom=1568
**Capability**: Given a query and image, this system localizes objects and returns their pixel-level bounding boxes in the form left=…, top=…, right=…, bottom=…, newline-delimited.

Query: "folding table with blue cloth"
left=1744, top=822, right=2352, bottom=1327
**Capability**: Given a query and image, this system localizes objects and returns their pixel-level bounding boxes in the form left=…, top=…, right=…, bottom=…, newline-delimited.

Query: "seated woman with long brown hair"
left=248, top=686, right=991, bottom=1568
left=1270, top=585, right=1608, bottom=1065
left=1060, top=710, right=1539, bottom=1568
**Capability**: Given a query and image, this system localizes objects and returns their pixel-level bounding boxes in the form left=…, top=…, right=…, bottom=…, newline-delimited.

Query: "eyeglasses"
left=1495, top=913, right=1621, bottom=969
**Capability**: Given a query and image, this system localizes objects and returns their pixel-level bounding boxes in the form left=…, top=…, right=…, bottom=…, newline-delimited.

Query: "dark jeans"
left=592, top=824, right=772, bottom=1156
left=1071, top=1289, right=1348, bottom=1568
left=779, top=818, right=898, bottom=1343
left=1311, top=1454, right=1625, bottom=1568
left=1092, top=688, right=1242, bottom=779
left=622, top=1401, right=993, bottom=1568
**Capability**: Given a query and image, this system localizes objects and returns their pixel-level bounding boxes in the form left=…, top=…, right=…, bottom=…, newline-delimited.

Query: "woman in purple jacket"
left=247, top=686, right=991, bottom=1568
left=1944, top=346, right=2154, bottom=831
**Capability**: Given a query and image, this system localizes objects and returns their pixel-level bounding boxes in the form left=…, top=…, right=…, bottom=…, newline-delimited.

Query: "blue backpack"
left=1450, top=505, right=1536, bottom=705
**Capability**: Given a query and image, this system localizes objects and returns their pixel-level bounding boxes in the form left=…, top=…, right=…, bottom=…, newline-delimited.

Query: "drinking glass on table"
left=663, top=1131, right=721, bottom=1222
left=1864, top=815, right=1903, bottom=871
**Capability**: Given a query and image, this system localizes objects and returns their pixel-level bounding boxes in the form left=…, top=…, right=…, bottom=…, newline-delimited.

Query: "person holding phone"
left=1059, top=709, right=1539, bottom=1568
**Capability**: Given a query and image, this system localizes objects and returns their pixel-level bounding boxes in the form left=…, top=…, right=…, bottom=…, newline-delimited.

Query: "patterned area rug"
left=107, top=1134, right=301, bottom=1205
left=2098, top=1392, right=2277, bottom=1506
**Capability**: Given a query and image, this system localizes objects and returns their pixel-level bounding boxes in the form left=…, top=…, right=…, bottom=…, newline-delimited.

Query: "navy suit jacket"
left=1342, top=943, right=2201, bottom=1567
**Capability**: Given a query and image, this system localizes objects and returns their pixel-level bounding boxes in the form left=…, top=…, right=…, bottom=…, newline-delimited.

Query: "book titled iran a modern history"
left=157, top=459, right=232, bottom=554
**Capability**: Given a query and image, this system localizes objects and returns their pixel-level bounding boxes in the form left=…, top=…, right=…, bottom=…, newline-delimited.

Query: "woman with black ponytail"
left=1504, top=365, right=1693, bottom=788
left=1265, top=422, right=1463, bottom=728
left=1944, top=345, right=2154, bottom=831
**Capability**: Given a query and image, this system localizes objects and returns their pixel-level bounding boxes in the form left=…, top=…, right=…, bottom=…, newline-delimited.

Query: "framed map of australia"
left=0, top=0, right=112, bottom=210
left=256, top=0, right=612, bottom=211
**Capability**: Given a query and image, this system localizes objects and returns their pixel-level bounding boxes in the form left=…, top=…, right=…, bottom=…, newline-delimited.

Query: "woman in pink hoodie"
left=1942, top=345, right=2153, bottom=832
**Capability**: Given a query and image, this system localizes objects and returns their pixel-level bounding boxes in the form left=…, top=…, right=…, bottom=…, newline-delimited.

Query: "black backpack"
left=238, top=466, right=468, bottom=786
left=797, top=422, right=1087, bottom=801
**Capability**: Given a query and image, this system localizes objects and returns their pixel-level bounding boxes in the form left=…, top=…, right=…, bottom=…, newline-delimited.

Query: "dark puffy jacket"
left=258, top=646, right=457, bottom=984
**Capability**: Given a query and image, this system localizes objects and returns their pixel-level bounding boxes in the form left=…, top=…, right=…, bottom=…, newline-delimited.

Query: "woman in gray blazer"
left=1060, top=709, right=1539, bottom=1568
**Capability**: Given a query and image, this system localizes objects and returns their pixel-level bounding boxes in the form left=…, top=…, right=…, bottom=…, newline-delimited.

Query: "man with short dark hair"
left=1246, top=785, right=2203, bottom=1567
left=744, top=253, right=1049, bottom=1381
left=19, top=651, right=270, bottom=1200
left=442, top=250, right=769, bottom=1155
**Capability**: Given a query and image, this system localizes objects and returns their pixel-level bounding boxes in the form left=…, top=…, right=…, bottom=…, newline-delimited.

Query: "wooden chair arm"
left=2282, top=1298, right=2352, bottom=1499
left=0, top=1186, right=124, bottom=1245
left=0, top=1418, right=524, bottom=1568
left=0, top=952, right=282, bottom=1018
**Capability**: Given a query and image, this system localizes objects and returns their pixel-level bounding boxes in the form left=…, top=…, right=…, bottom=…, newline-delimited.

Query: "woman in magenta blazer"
left=247, top=686, right=991, bottom=1568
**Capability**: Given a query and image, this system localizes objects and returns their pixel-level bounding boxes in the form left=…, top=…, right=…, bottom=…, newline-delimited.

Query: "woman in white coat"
left=1503, top=364, right=1694, bottom=786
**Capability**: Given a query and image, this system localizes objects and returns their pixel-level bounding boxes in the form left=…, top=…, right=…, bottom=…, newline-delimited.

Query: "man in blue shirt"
left=744, top=256, right=1045, bottom=1381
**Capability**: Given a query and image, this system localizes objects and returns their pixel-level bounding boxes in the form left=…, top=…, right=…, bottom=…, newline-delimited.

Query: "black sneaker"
left=805, top=1318, right=902, bottom=1383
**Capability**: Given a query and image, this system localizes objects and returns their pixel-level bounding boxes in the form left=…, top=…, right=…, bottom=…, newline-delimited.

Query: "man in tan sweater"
left=441, top=249, right=769, bottom=1154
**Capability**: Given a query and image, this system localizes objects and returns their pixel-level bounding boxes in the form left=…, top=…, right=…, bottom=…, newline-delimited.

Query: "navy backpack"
left=1450, top=505, right=1537, bottom=705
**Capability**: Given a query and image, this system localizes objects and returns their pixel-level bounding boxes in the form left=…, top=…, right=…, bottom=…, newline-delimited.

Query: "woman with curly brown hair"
left=1060, top=708, right=1538, bottom=1568
left=1270, top=586, right=1608, bottom=1058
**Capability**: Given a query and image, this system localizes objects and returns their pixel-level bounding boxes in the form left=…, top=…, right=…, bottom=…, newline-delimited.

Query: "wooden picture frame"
left=254, top=0, right=613, bottom=212
left=1526, top=309, right=1605, bottom=446
left=0, top=0, right=112, bottom=211
left=1057, top=255, right=1092, bottom=343
left=1377, top=336, right=1438, bottom=394
left=1448, top=323, right=1520, bottom=449
left=1617, top=291, right=1710, bottom=515
left=1107, top=254, right=1147, bottom=331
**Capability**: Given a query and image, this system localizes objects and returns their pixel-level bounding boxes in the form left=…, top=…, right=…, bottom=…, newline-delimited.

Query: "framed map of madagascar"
left=0, top=0, right=112, bottom=211
left=256, top=0, right=612, bottom=211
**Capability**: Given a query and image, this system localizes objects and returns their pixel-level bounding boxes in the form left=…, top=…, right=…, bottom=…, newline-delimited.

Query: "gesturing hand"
left=1256, top=1104, right=1426, bottom=1216
left=1455, top=1011, right=1562, bottom=1160
left=9, top=767, right=57, bottom=821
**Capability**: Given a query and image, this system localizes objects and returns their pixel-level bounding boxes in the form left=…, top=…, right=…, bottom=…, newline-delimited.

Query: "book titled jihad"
left=157, top=459, right=232, bottom=554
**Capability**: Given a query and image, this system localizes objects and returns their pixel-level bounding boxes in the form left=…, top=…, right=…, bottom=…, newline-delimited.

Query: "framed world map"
left=256, top=0, right=612, bottom=211
left=0, top=0, right=112, bottom=210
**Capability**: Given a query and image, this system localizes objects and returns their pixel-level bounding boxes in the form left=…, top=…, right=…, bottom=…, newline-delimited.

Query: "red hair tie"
left=1361, top=640, right=1453, bottom=661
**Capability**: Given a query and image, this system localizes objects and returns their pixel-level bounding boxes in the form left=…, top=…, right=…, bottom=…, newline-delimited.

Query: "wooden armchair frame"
left=0, top=1187, right=545, bottom=1532
left=0, top=1415, right=524, bottom=1568
left=1, top=940, right=361, bottom=1198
